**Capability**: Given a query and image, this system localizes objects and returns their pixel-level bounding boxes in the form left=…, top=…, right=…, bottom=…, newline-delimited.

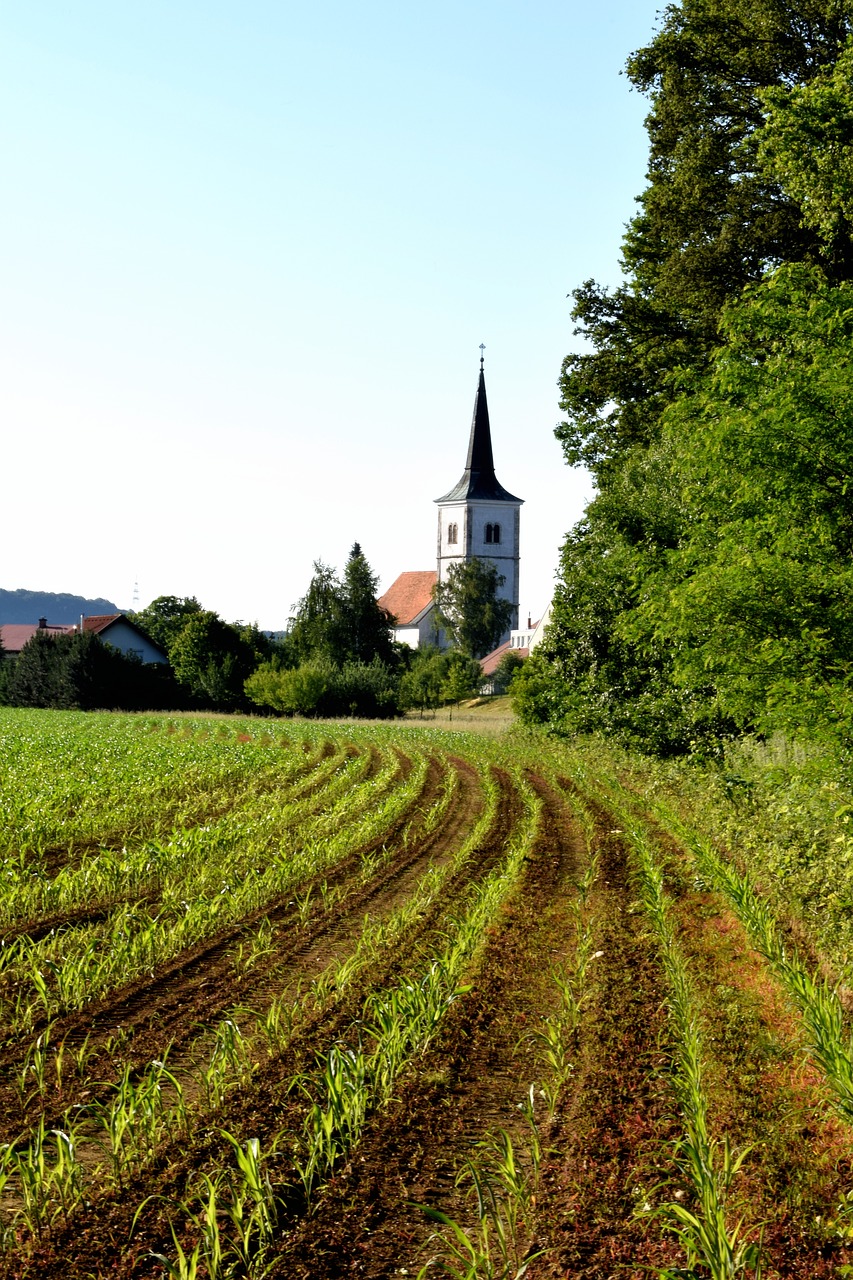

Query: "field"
left=1, top=708, right=853, bottom=1279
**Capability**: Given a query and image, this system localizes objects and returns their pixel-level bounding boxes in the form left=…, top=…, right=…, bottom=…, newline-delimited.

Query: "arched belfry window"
left=447, top=521, right=458, bottom=545
left=485, top=522, right=501, bottom=545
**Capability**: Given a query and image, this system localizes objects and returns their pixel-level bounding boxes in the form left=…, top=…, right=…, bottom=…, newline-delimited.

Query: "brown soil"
left=2, top=757, right=518, bottom=1278
left=0, top=754, right=474, bottom=1143
left=4, top=738, right=850, bottom=1280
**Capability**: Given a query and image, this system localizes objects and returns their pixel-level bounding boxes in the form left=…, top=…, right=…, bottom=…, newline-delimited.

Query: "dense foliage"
left=519, top=0, right=853, bottom=753
left=0, top=631, right=179, bottom=711
left=246, top=546, right=406, bottom=718
left=432, top=558, right=513, bottom=659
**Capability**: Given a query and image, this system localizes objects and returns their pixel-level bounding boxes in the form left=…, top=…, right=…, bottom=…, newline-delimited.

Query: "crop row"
left=0, top=737, right=537, bottom=1274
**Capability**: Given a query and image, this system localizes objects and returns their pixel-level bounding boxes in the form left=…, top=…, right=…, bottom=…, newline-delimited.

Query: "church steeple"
left=435, top=353, right=522, bottom=504
left=434, top=350, right=524, bottom=644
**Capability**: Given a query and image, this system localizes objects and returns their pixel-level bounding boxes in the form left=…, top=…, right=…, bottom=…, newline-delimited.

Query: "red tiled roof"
left=0, top=623, right=73, bottom=654
left=480, top=640, right=528, bottom=676
left=80, top=615, right=123, bottom=635
left=378, top=571, right=437, bottom=626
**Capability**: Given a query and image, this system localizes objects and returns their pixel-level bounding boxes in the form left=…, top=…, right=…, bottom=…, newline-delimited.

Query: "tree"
left=492, top=648, right=525, bottom=694
left=288, top=562, right=345, bottom=663
left=339, top=543, right=396, bottom=665
left=631, top=264, right=853, bottom=741
left=132, top=596, right=204, bottom=654
left=440, top=651, right=482, bottom=712
left=759, top=35, right=853, bottom=255
left=432, top=559, right=513, bottom=659
left=557, top=0, right=851, bottom=480
left=398, top=647, right=447, bottom=715
left=289, top=547, right=396, bottom=667
left=245, top=659, right=333, bottom=717
left=537, top=0, right=853, bottom=754
left=4, top=630, right=67, bottom=708
left=245, top=655, right=400, bottom=719
left=513, top=450, right=727, bottom=755
left=1, top=630, right=180, bottom=711
left=169, top=611, right=256, bottom=710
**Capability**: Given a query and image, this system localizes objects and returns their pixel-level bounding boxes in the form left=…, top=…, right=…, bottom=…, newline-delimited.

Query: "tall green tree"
left=631, top=264, right=853, bottom=740
left=759, top=34, right=853, bottom=252
left=1, top=631, right=179, bottom=711
left=132, top=596, right=203, bottom=654
left=169, top=611, right=256, bottom=710
left=432, top=559, right=513, bottom=659
left=339, top=543, right=396, bottom=664
left=533, top=0, right=853, bottom=753
left=557, top=0, right=851, bottom=480
left=288, top=562, right=345, bottom=662
left=288, top=546, right=395, bottom=666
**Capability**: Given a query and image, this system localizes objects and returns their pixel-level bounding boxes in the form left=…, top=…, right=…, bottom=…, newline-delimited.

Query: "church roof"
left=435, top=361, right=523, bottom=505
left=378, top=571, right=437, bottom=626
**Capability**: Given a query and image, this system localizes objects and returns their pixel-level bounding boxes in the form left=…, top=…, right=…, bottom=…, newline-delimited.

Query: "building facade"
left=380, top=353, right=523, bottom=648
left=434, top=354, right=523, bottom=641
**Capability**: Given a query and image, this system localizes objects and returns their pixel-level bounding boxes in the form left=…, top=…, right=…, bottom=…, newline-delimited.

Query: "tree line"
left=0, top=546, right=518, bottom=716
left=514, top=0, right=853, bottom=756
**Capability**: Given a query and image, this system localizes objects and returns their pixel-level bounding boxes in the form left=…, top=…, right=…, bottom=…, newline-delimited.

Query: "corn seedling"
left=11, top=1116, right=85, bottom=1239
left=625, top=820, right=761, bottom=1279
left=16, top=1023, right=54, bottom=1106
left=149, top=1226, right=204, bottom=1280
left=417, top=1122, right=544, bottom=1279
left=294, top=887, right=314, bottom=925
left=232, top=918, right=275, bottom=977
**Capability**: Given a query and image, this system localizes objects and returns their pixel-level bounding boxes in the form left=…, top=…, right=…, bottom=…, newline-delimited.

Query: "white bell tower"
left=435, top=350, right=523, bottom=642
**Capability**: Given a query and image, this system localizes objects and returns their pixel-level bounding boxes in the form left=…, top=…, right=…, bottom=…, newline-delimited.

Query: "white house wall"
left=99, top=621, right=168, bottom=664
left=436, top=499, right=521, bottom=635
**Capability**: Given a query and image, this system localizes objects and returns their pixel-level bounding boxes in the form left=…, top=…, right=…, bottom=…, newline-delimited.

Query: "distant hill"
left=0, top=589, right=121, bottom=625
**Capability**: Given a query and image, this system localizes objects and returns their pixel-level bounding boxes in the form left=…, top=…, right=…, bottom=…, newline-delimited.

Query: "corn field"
left=0, top=708, right=852, bottom=1278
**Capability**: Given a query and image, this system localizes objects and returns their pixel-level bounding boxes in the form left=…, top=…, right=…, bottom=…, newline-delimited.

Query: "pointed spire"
left=435, top=351, right=522, bottom=504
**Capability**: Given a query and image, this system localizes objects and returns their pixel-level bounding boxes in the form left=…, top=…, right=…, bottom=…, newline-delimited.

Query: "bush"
left=245, top=657, right=401, bottom=719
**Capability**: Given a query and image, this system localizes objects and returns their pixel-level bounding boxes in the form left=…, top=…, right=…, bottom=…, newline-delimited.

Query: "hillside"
left=0, top=588, right=120, bottom=625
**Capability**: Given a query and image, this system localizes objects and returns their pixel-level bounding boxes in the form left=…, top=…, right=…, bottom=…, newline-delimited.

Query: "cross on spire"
left=479, top=342, right=485, bottom=370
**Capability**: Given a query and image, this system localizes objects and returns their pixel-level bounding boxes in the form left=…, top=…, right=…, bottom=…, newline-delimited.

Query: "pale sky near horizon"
left=3, top=2, right=657, bottom=630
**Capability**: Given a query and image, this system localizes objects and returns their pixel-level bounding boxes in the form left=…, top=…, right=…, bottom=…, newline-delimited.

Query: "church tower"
left=435, top=351, right=523, bottom=639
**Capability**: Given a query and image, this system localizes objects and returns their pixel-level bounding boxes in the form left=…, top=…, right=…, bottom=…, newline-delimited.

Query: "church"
left=378, top=352, right=523, bottom=649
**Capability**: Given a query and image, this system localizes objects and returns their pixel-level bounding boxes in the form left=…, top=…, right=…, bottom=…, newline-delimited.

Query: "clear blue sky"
left=2, top=1, right=657, bottom=629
